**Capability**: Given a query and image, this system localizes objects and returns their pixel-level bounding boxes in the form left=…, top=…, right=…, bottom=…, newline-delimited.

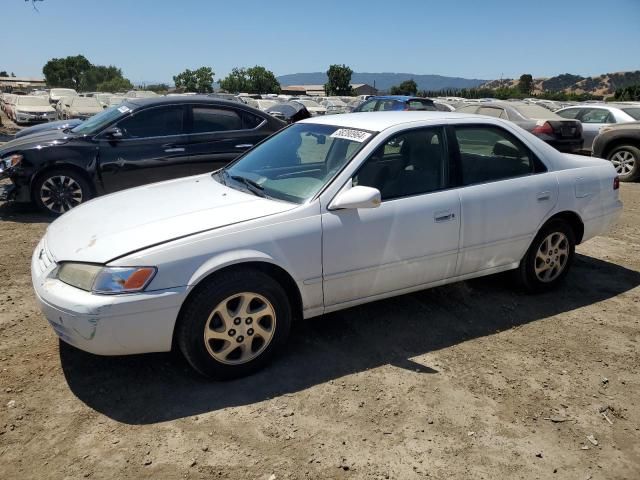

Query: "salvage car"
left=12, top=96, right=57, bottom=125
left=456, top=102, right=584, bottom=153
left=49, top=88, right=78, bottom=105
left=57, top=96, right=103, bottom=120
left=0, top=96, right=285, bottom=214
left=29, top=111, right=622, bottom=379
left=592, top=121, right=640, bottom=181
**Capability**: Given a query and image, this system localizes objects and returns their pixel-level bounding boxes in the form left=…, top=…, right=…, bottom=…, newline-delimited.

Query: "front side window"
left=192, top=107, right=242, bottom=133
left=356, top=99, right=377, bottom=112
left=581, top=109, right=615, bottom=124
left=117, top=106, right=185, bottom=138
left=454, top=126, right=540, bottom=185
left=220, top=123, right=373, bottom=203
left=622, top=108, right=640, bottom=120
left=354, top=127, right=446, bottom=200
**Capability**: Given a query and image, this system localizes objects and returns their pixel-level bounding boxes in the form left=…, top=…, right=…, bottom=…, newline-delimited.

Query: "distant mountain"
left=277, top=72, right=487, bottom=92
left=481, top=70, right=640, bottom=96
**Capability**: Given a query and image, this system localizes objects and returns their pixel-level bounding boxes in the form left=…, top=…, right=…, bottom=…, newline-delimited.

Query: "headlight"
left=0, top=154, right=23, bottom=173
left=57, top=263, right=156, bottom=294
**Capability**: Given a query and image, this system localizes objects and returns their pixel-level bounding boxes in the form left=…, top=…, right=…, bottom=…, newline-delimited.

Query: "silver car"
left=556, top=104, right=640, bottom=152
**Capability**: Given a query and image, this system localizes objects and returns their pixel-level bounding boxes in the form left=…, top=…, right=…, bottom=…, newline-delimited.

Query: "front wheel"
left=32, top=169, right=92, bottom=215
left=516, top=220, right=576, bottom=292
left=608, top=145, right=640, bottom=182
left=176, top=268, right=292, bottom=380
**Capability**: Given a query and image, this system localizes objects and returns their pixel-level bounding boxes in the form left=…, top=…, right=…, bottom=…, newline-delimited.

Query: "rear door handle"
left=164, top=147, right=185, bottom=153
left=536, top=191, right=551, bottom=201
left=235, top=144, right=253, bottom=149
left=434, top=211, right=455, bottom=223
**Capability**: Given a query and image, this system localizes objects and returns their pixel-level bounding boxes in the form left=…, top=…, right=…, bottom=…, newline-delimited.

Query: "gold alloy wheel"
left=203, top=292, right=277, bottom=365
left=534, top=232, right=569, bottom=282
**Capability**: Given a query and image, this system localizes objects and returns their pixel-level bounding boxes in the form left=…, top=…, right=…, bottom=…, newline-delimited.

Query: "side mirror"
left=329, top=185, right=381, bottom=210
left=104, top=126, right=123, bottom=139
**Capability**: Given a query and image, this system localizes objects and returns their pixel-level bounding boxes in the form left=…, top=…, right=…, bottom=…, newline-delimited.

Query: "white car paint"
left=31, top=112, right=622, bottom=356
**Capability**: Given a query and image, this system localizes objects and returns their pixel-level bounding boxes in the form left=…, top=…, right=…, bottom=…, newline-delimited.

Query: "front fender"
left=187, top=249, right=285, bottom=287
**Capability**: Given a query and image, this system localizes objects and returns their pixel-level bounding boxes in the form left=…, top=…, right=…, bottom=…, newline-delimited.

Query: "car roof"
left=367, top=95, right=431, bottom=102
left=127, top=95, right=261, bottom=110
left=298, top=111, right=478, bottom=131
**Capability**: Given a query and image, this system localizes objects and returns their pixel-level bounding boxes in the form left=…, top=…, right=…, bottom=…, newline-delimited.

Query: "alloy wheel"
left=610, top=150, right=636, bottom=175
left=203, top=292, right=276, bottom=365
left=39, top=175, right=84, bottom=214
left=534, top=232, right=569, bottom=282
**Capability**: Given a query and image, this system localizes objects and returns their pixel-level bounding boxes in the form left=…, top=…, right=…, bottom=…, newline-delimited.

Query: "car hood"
left=0, top=130, right=74, bottom=156
left=14, top=119, right=82, bottom=139
left=45, top=174, right=297, bottom=264
left=15, top=105, right=55, bottom=113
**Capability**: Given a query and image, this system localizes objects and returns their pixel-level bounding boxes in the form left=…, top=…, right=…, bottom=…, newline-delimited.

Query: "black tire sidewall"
left=32, top=168, right=92, bottom=215
left=519, top=220, right=576, bottom=293
left=608, top=145, right=640, bottom=181
left=177, top=269, right=292, bottom=380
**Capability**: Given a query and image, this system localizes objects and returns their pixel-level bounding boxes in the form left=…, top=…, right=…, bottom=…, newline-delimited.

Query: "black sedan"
left=0, top=96, right=285, bottom=214
left=455, top=102, right=583, bottom=153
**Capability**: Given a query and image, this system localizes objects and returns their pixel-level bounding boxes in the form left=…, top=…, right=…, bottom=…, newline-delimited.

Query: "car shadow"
left=59, top=254, right=640, bottom=424
left=0, top=200, right=52, bottom=224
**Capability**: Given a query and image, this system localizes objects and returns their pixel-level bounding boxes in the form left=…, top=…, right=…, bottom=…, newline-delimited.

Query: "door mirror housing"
left=104, top=126, right=123, bottom=139
left=329, top=185, right=381, bottom=210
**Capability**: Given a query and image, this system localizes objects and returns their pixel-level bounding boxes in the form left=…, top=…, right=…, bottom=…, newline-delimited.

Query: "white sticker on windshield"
left=330, top=128, right=372, bottom=142
left=117, top=105, right=131, bottom=113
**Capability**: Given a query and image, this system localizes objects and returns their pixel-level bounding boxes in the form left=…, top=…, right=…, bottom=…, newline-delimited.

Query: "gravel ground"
left=0, top=158, right=639, bottom=478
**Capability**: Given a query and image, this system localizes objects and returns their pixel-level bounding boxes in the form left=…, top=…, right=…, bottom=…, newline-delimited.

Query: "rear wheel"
left=607, top=145, right=640, bottom=181
left=32, top=169, right=92, bottom=215
left=176, top=268, right=292, bottom=380
left=516, top=220, right=576, bottom=292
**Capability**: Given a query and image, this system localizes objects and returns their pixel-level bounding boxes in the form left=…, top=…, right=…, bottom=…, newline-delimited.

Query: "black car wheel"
left=32, top=169, right=92, bottom=215
left=516, top=220, right=576, bottom=293
left=608, top=145, right=640, bottom=182
left=176, top=268, right=292, bottom=380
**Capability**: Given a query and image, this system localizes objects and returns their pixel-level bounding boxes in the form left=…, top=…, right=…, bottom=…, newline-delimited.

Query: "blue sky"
left=3, top=0, right=639, bottom=83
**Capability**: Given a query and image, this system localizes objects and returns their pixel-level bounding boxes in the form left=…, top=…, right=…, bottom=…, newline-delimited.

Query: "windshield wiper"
left=229, top=174, right=267, bottom=198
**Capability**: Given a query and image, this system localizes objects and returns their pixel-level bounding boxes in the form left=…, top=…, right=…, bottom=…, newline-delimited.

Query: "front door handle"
left=537, top=191, right=551, bottom=201
left=164, top=147, right=185, bottom=153
left=235, top=144, right=253, bottom=149
left=434, top=211, right=455, bottom=223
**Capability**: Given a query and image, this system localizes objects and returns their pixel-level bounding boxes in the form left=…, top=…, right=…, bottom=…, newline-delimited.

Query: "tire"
left=176, top=268, right=292, bottom=380
left=516, top=220, right=576, bottom=293
left=32, top=168, right=93, bottom=215
left=607, top=144, right=640, bottom=182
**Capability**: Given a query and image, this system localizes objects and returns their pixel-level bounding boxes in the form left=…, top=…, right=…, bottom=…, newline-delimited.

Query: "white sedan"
left=31, top=112, right=622, bottom=379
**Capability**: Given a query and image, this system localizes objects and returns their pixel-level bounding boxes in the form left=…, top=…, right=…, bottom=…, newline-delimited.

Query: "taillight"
left=613, top=176, right=620, bottom=190
left=532, top=121, right=553, bottom=135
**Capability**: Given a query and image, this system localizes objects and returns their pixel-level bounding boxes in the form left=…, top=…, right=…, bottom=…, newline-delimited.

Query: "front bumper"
left=15, top=112, right=56, bottom=124
left=31, top=238, right=189, bottom=356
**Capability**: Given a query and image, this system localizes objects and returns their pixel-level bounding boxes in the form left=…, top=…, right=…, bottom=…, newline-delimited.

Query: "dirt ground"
left=1, top=153, right=639, bottom=479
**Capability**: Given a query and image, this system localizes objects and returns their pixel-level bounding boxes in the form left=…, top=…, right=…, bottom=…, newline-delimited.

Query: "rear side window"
left=454, top=126, right=543, bottom=185
left=117, top=106, right=185, bottom=138
left=357, top=99, right=377, bottom=112
left=556, top=108, right=581, bottom=119
left=622, top=108, right=640, bottom=120
left=376, top=100, right=400, bottom=111
left=242, top=111, right=264, bottom=129
left=407, top=100, right=437, bottom=111
left=192, top=107, right=242, bottom=133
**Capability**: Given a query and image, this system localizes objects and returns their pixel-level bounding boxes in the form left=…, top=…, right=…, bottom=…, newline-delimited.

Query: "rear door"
left=578, top=108, right=616, bottom=151
left=450, top=124, right=558, bottom=276
left=97, top=104, right=189, bottom=192
left=183, top=104, right=269, bottom=175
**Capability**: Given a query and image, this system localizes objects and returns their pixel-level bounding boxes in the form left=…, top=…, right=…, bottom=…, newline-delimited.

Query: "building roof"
left=0, top=76, right=46, bottom=82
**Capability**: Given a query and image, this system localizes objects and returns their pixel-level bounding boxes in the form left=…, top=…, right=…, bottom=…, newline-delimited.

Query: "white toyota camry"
left=31, top=112, right=622, bottom=379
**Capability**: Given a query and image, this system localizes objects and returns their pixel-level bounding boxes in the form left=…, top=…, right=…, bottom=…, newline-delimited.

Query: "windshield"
left=71, top=105, right=129, bottom=135
left=623, top=108, right=640, bottom=120
left=17, top=96, right=49, bottom=106
left=514, top=105, right=559, bottom=119
left=220, top=123, right=374, bottom=204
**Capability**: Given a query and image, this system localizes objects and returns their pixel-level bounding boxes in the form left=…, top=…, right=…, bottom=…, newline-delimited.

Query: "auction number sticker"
left=330, top=128, right=372, bottom=142
left=117, top=105, right=131, bottom=113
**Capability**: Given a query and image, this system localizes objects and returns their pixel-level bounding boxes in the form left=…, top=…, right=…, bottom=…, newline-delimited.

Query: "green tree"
left=80, top=65, right=128, bottom=91
left=245, top=66, right=280, bottom=94
left=219, top=67, right=250, bottom=93
left=173, top=67, right=214, bottom=93
left=145, top=83, right=170, bottom=94
left=97, top=77, right=133, bottom=92
left=0, top=71, right=7, bottom=77
left=518, top=74, right=534, bottom=95
left=43, top=55, right=92, bottom=89
left=324, top=64, right=353, bottom=96
left=390, top=79, right=418, bottom=95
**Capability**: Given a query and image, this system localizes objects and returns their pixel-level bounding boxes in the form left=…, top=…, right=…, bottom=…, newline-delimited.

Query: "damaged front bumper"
left=31, top=237, right=189, bottom=356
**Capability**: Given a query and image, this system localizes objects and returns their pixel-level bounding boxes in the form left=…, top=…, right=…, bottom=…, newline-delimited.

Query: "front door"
left=97, top=104, right=189, bottom=193
left=321, top=127, right=460, bottom=307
